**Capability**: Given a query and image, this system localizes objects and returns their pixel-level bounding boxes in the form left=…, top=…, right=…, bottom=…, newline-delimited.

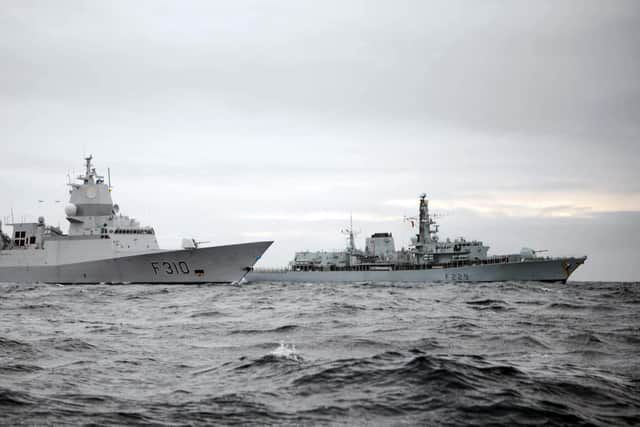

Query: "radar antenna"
left=84, top=155, right=93, bottom=177
left=403, top=215, right=417, bottom=228
left=341, top=213, right=360, bottom=254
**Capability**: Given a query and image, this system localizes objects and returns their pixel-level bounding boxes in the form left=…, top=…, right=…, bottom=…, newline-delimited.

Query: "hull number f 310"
left=151, top=261, right=190, bottom=275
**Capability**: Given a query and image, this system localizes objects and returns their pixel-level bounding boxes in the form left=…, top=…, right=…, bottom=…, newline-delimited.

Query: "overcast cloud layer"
left=1, top=1, right=639, bottom=281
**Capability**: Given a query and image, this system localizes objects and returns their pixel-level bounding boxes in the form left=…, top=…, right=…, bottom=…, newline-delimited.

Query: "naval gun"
left=520, top=248, right=549, bottom=260
left=182, top=238, right=211, bottom=250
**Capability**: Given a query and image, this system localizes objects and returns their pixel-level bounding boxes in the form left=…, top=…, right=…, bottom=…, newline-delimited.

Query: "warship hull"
left=247, top=256, right=586, bottom=284
left=0, top=241, right=272, bottom=284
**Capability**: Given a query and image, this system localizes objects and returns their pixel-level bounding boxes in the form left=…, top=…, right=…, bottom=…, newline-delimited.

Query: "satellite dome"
left=65, top=204, right=77, bottom=216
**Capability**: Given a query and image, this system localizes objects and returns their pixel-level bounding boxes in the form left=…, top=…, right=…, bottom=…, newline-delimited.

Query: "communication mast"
left=341, top=214, right=360, bottom=266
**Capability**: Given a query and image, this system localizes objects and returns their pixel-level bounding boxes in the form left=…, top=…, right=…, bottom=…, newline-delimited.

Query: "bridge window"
left=13, top=231, right=26, bottom=247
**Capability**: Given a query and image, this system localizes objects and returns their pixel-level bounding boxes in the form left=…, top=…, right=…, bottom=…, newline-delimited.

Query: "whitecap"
left=270, top=341, right=302, bottom=361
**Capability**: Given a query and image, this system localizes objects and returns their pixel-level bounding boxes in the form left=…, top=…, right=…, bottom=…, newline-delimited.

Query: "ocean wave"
left=486, top=335, right=550, bottom=350
left=234, top=353, right=303, bottom=373
left=320, top=336, right=390, bottom=349
left=531, top=375, right=640, bottom=426
left=302, top=401, right=405, bottom=419
left=288, top=352, right=640, bottom=425
left=188, top=310, right=226, bottom=318
left=447, top=319, right=481, bottom=331
left=567, top=333, right=605, bottom=345
left=0, top=336, right=39, bottom=359
left=162, top=393, right=289, bottom=424
left=565, top=350, right=611, bottom=359
left=0, top=336, right=32, bottom=350
left=513, top=299, right=547, bottom=305
left=53, top=393, right=121, bottom=406
left=403, top=337, right=441, bottom=352
left=84, top=411, right=157, bottom=425
left=457, top=400, right=589, bottom=426
left=547, top=302, right=588, bottom=310
left=234, top=343, right=304, bottom=374
left=589, top=303, right=617, bottom=311
left=0, top=388, right=38, bottom=406
left=0, top=364, right=43, bottom=374
left=466, top=298, right=512, bottom=311
left=291, top=353, right=528, bottom=403
left=1, top=280, right=638, bottom=425
left=325, top=302, right=367, bottom=314
left=125, top=287, right=170, bottom=300
left=15, top=303, right=59, bottom=310
left=466, top=298, right=507, bottom=306
left=229, top=324, right=300, bottom=335
left=38, top=337, right=96, bottom=352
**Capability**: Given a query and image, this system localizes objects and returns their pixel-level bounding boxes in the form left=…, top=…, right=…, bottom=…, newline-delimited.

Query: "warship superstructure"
left=0, top=156, right=272, bottom=284
left=247, top=194, right=586, bottom=283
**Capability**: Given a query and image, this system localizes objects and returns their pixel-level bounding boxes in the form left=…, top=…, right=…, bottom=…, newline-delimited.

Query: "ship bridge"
left=61, top=155, right=160, bottom=251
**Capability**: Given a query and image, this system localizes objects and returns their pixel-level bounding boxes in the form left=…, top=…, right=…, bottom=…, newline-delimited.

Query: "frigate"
left=247, top=194, right=586, bottom=283
left=0, top=156, right=272, bottom=284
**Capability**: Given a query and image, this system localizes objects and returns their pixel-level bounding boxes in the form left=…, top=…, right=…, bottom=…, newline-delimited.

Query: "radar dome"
left=65, top=203, right=77, bottom=216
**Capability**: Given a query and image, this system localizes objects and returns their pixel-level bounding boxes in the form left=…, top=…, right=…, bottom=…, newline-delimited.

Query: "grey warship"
left=248, top=194, right=586, bottom=283
left=0, top=156, right=272, bottom=284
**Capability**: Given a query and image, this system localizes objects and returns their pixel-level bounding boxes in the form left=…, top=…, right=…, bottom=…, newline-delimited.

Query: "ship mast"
left=348, top=214, right=356, bottom=253
left=82, top=155, right=93, bottom=183
left=342, top=213, right=358, bottom=267
left=414, top=193, right=439, bottom=263
left=418, top=193, right=430, bottom=245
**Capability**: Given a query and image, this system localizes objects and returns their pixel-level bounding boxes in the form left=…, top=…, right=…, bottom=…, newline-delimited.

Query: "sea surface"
left=1, top=281, right=639, bottom=426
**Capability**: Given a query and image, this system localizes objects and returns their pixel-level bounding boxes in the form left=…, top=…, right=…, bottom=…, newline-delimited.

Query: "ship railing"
left=253, top=267, right=292, bottom=273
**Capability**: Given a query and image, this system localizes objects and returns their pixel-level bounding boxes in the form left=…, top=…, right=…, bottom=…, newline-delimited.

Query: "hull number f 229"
left=445, top=272, right=470, bottom=281
left=151, top=261, right=190, bottom=275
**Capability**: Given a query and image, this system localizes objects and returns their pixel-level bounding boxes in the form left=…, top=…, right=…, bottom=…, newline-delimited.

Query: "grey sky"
left=1, top=1, right=639, bottom=280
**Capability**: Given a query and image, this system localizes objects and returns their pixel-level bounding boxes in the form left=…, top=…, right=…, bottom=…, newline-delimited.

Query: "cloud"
left=383, top=190, right=640, bottom=218
left=1, top=1, right=639, bottom=280
left=2, top=1, right=639, bottom=145
left=240, top=211, right=399, bottom=223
